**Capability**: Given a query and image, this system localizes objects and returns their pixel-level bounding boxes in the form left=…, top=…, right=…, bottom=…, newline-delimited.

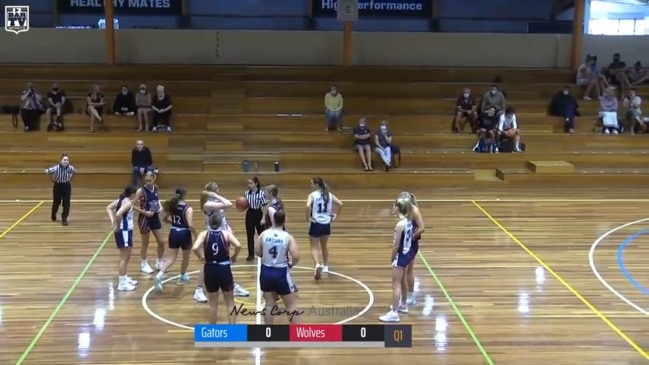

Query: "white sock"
left=407, top=292, right=414, bottom=299
left=119, top=275, right=126, bottom=283
left=155, top=272, right=163, bottom=280
left=473, top=140, right=479, bottom=149
left=142, top=259, right=147, bottom=264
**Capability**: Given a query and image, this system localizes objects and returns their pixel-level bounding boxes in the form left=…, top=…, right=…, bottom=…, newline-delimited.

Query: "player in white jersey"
left=106, top=185, right=139, bottom=291
left=306, top=177, right=343, bottom=280
left=396, top=192, right=425, bottom=305
left=193, top=182, right=249, bottom=303
left=256, top=210, right=301, bottom=324
left=380, top=198, right=416, bottom=323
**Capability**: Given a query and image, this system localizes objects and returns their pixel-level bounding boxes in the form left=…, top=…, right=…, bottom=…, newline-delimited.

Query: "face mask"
left=122, top=90, right=127, bottom=94
left=359, top=124, right=366, bottom=128
left=490, top=90, right=496, bottom=95
left=563, top=91, right=569, bottom=95
left=463, top=93, right=469, bottom=98
left=140, top=89, right=145, bottom=93
left=380, top=126, right=387, bottom=131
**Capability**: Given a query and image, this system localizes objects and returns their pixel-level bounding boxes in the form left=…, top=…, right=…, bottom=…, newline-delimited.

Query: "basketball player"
left=264, top=185, right=285, bottom=230
left=106, top=185, right=139, bottom=291
left=155, top=187, right=196, bottom=292
left=306, top=177, right=343, bottom=280
left=380, top=198, right=416, bottom=323
left=396, top=192, right=425, bottom=305
left=132, top=171, right=166, bottom=274
left=193, top=182, right=249, bottom=303
left=192, top=213, right=242, bottom=324
left=256, top=211, right=300, bottom=324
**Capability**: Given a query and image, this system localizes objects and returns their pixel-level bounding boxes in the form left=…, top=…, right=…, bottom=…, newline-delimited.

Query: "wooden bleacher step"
left=211, top=82, right=245, bottom=114
left=526, top=161, right=575, bottom=174
left=473, top=169, right=503, bottom=182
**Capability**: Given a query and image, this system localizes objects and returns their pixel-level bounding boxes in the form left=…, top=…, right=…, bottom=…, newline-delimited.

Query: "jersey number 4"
left=269, top=246, right=278, bottom=259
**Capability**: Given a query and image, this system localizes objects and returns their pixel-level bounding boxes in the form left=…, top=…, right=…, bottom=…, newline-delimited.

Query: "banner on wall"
left=313, top=0, right=430, bottom=18
left=58, top=0, right=183, bottom=15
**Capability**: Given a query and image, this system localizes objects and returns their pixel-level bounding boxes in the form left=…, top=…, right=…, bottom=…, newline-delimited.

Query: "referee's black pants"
left=52, top=182, right=71, bottom=220
left=245, top=208, right=264, bottom=257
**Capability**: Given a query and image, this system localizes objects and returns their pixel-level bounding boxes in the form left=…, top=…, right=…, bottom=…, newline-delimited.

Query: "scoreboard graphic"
left=195, top=324, right=412, bottom=348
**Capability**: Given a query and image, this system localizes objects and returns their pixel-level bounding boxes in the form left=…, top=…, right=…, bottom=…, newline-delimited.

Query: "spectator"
left=374, top=120, right=401, bottom=171
left=353, top=118, right=373, bottom=171
left=591, top=56, right=611, bottom=93
left=45, top=83, right=66, bottom=131
left=479, top=85, right=506, bottom=115
left=324, top=86, right=343, bottom=132
left=19, top=82, right=42, bottom=132
left=152, top=85, right=172, bottom=133
left=453, top=87, right=478, bottom=133
left=131, top=140, right=158, bottom=185
left=627, top=61, right=648, bottom=86
left=136, top=84, right=152, bottom=132
left=86, top=84, right=105, bottom=132
left=576, top=55, right=600, bottom=100
left=473, top=106, right=499, bottom=153
left=604, top=53, right=629, bottom=98
left=497, top=106, right=522, bottom=153
left=549, top=86, right=581, bottom=134
left=113, top=85, right=136, bottom=117
left=598, top=87, right=619, bottom=134
left=623, top=89, right=642, bottom=134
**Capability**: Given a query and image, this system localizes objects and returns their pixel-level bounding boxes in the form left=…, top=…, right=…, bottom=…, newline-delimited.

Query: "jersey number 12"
left=172, top=215, right=182, bottom=225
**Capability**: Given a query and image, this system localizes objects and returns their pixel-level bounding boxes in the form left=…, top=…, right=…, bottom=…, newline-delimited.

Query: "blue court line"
left=617, top=228, right=649, bottom=295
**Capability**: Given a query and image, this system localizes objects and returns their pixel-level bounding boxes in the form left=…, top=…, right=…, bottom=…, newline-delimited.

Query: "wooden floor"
left=1, top=188, right=649, bottom=365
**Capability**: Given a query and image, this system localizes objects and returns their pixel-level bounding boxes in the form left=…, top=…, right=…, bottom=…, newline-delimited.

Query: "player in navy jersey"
left=256, top=211, right=301, bottom=324
left=396, top=192, right=425, bottom=305
left=263, top=185, right=285, bottom=230
left=306, top=177, right=343, bottom=280
left=106, top=185, right=138, bottom=291
left=192, top=213, right=242, bottom=324
left=132, top=171, right=166, bottom=274
left=155, top=187, right=197, bottom=291
left=380, top=198, right=416, bottom=323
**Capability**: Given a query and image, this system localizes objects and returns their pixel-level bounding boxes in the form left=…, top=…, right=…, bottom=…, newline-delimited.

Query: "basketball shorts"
left=204, top=264, right=234, bottom=293
left=138, top=213, right=162, bottom=234
left=393, top=250, right=415, bottom=268
left=260, top=265, right=298, bottom=296
left=168, top=228, right=192, bottom=250
left=308, top=222, right=331, bottom=238
left=115, top=230, right=134, bottom=249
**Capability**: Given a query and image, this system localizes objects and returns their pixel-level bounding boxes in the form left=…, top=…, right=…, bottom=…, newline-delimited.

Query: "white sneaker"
left=604, top=129, right=610, bottom=134
left=612, top=129, right=619, bottom=135
left=141, top=261, right=154, bottom=274
left=156, top=259, right=163, bottom=271
left=379, top=310, right=400, bottom=323
left=125, top=276, right=138, bottom=286
left=152, top=126, right=158, bottom=132
left=233, top=283, right=250, bottom=297
left=155, top=272, right=164, bottom=292
left=194, top=287, right=208, bottom=303
left=166, top=126, right=172, bottom=133
left=390, top=304, right=409, bottom=314
left=117, top=282, right=137, bottom=291
left=406, top=296, right=416, bottom=306
left=321, top=265, right=329, bottom=273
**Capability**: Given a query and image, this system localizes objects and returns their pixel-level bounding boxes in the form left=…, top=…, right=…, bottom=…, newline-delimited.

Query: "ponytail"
left=313, top=176, right=329, bottom=204
left=164, top=187, right=186, bottom=214
left=119, top=185, right=136, bottom=200
left=200, top=191, right=210, bottom=209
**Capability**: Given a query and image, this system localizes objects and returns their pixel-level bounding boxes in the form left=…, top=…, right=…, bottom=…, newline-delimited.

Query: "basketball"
left=235, top=196, right=249, bottom=211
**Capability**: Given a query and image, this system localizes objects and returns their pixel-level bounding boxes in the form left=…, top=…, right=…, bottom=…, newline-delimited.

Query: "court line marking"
left=141, top=265, right=375, bottom=330
left=254, top=257, right=262, bottom=365
left=3, top=198, right=649, bottom=203
left=618, top=228, right=649, bottom=296
left=15, top=230, right=114, bottom=365
left=417, top=251, right=495, bottom=365
left=473, top=201, right=649, bottom=360
left=589, top=218, right=649, bottom=315
left=0, top=201, right=43, bottom=239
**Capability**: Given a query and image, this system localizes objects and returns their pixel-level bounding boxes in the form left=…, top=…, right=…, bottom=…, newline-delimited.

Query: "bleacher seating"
left=1, top=65, right=648, bottom=190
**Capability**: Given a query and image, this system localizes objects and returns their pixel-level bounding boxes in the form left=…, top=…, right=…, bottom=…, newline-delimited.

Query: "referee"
left=244, top=176, right=267, bottom=261
left=45, top=154, right=76, bottom=226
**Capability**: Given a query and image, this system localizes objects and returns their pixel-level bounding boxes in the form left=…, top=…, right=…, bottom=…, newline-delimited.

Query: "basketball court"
left=0, top=188, right=648, bottom=365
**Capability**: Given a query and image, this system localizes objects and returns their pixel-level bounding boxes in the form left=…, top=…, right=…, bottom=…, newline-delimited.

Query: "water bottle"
left=243, top=160, right=249, bottom=172
left=274, top=161, right=280, bottom=172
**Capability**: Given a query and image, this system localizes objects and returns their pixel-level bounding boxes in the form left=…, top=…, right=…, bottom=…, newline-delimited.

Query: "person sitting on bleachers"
left=374, top=120, right=400, bottom=171
left=353, top=118, right=373, bottom=171
left=136, top=84, right=152, bottom=132
left=131, top=139, right=158, bottom=185
left=453, top=87, right=478, bottom=133
left=479, top=85, right=506, bottom=116
left=45, top=83, right=66, bottom=131
left=577, top=55, right=601, bottom=101
left=623, top=89, right=642, bottom=134
left=473, top=106, right=499, bottom=153
left=113, top=85, right=136, bottom=117
left=86, top=84, right=105, bottom=133
left=19, top=82, right=43, bottom=132
left=604, top=53, right=629, bottom=98
left=627, top=61, right=648, bottom=86
left=597, top=87, right=619, bottom=134
left=549, top=86, right=580, bottom=134
left=324, top=85, right=343, bottom=132
left=152, top=85, right=172, bottom=133
left=497, top=107, right=522, bottom=153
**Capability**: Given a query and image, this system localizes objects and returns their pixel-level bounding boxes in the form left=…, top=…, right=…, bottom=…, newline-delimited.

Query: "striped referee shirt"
left=244, top=189, right=267, bottom=210
left=47, top=164, right=76, bottom=183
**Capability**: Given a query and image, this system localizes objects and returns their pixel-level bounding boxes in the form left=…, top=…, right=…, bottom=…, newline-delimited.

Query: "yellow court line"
left=471, top=200, right=649, bottom=360
left=0, top=201, right=44, bottom=240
